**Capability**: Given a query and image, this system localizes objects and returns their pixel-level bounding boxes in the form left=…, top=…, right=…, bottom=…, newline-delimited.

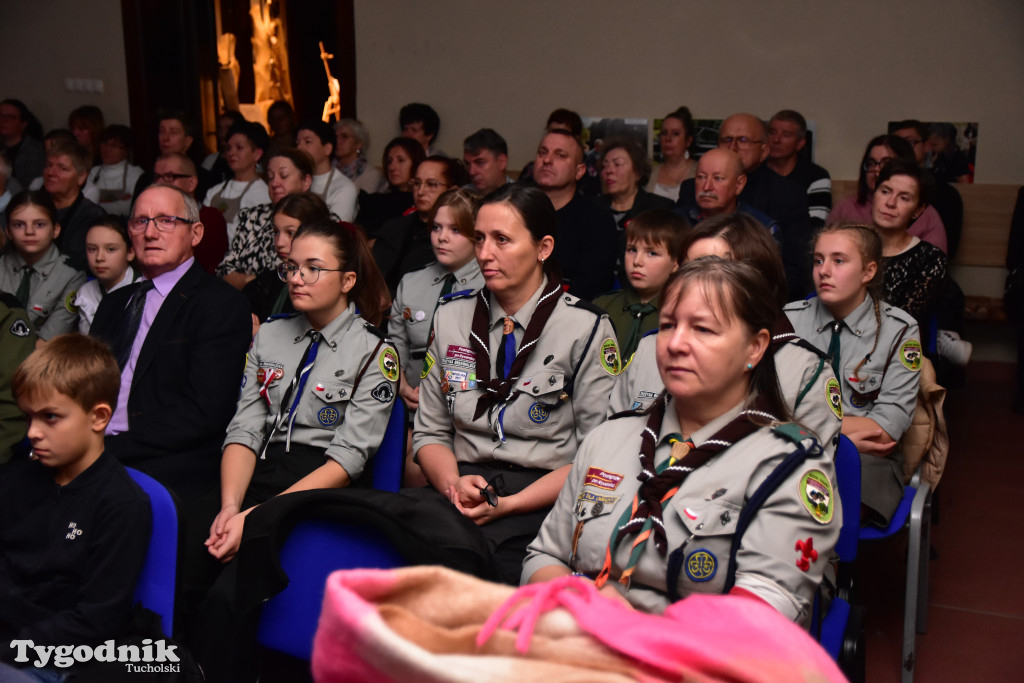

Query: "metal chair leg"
left=901, top=483, right=932, bottom=683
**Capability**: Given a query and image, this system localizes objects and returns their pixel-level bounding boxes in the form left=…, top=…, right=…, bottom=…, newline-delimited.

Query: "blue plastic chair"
left=257, top=400, right=408, bottom=660
left=126, top=468, right=179, bottom=637
left=860, top=472, right=932, bottom=683
left=814, top=435, right=864, bottom=681
left=371, top=399, right=405, bottom=492
left=255, top=519, right=405, bottom=660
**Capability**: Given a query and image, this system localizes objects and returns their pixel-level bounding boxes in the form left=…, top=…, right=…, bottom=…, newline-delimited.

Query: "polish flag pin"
left=683, top=508, right=698, bottom=520
left=315, top=383, right=325, bottom=392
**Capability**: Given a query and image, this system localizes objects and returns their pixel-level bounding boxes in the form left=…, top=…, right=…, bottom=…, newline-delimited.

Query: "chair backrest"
left=257, top=519, right=405, bottom=660
left=371, top=399, right=405, bottom=492
left=833, top=435, right=861, bottom=563
left=126, top=467, right=178, bottom=637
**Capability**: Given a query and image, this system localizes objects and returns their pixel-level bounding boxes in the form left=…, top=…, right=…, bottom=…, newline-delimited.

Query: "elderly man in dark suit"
left=90, top=184, right=251, bottom=501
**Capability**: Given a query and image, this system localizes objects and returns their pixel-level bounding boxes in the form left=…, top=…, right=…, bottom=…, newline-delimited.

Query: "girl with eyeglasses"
left=206, top=219, right=394, bottom=563
left=827, top=134, right=948, bottom=253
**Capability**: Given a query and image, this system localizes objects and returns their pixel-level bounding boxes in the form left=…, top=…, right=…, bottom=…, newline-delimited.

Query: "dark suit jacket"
left=90, top=260, right=252, bottom=499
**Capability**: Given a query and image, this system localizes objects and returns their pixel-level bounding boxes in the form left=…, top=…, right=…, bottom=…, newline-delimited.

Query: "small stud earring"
left=746, top=363, right=753, bottom=370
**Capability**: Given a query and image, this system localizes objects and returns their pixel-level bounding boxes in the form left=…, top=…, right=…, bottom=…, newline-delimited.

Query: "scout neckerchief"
left=14, top=265, right=33, bottom=308
left=622, top=300, right=657, bottom=359
left=469, top=279, right=562, bottom=426
left=826, top=320, right=844, bottom=379
left=595, top=393, right=778, bottom=588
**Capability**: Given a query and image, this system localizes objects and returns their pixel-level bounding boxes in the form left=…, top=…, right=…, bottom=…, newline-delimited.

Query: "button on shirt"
left=108, top=257, right=195, bottom=434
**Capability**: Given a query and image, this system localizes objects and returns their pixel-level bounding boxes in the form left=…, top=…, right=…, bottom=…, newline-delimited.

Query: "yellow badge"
left=420, top=352, right=435, bottom=379
left=900, top=339, right=922, bottom=371
left=64, top=291, right=79, bottom=314
left=599, top=338, right=622, bottom=376
left=825, top=377, right=843, bottom=419
left=799, top=469, right=835, bottom=524
left=378, top=347, right=399, bottom=381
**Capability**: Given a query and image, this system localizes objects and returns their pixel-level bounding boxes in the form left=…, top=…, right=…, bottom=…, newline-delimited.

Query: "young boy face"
left=18, top=387, right=110, bottom=485
left=625, top=238, right=678, bottom=301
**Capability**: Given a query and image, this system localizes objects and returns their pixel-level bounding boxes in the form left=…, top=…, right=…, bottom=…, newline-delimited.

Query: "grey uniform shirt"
left=223, top=303, right=398, bottom=480
left=785, top=294, right=921, bottom=440
left=413, top=279, right=620, bottom=470
left=387, top=259, right=483, bottom=390
left=0, top=245, right=86, bottom=340
left=524, top=400, right=841, bottom=622
left=610, top=332, right=842, bottom=456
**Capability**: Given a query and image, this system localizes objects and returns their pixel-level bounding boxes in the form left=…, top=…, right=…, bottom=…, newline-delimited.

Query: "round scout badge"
left=799, top=469, right=834, bottom=524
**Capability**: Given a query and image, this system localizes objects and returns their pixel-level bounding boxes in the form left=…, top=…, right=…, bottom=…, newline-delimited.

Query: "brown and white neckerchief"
left=468, top=279, right=563, bottom=422
left=595, top=393, right=779, bottom=587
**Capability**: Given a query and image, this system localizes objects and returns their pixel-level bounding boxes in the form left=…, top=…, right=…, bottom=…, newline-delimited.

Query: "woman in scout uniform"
left=390, top=188, right=485, bottom=410
left=525, top=259, right=840, bottom=622
left=241, top=192, right=332, bottom=326
left=206, top=219, right=395, bottom=562
left=413, top=184, right=620, bottom=583
left=785, top=223, right=921, bottom=526
left=610, top=212, right=842, bottom=457
left=0, top=191, right=86, bottom=342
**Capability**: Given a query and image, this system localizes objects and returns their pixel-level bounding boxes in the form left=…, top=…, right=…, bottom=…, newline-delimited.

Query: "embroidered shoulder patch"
left=64, top=291, right=79, bottom=314
left=378, top=347, right=400, bottom=381
left=899, top=339, right=922, bottom=371
left=825, top=377, right=843, bottom=419
left=685, top=549, right=718, bottom=582
left=420, top=351, right=435, bottom=379
left=799, top=469, right=834, bottom=524
left=599, top=338, right=622, bottom=376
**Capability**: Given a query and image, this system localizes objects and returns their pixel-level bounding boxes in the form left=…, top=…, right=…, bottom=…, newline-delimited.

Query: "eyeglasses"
left=409, top=178, right=448, bottom=190
left=718, top=136, right=764, bottom=148
left=127, top=215, right=194, bottom=233
left=154, top=172, right=194, bottom=183
left=862, top=157, right=893, bottom=172
left=277, top=262, right=347, bottom=284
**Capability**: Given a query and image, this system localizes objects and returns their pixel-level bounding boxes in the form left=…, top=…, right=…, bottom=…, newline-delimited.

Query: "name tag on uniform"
left=584, top=467, right=623, bottom=491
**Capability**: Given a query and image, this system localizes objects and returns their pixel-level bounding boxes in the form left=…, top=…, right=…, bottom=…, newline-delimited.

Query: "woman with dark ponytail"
left=206, top=219, right=395, bottom=561
left=785, top=222, right=921, bottom=526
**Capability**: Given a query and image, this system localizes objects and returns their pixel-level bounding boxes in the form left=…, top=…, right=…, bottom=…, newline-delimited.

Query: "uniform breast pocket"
left=842, top=367, right=883, bottom=409
left=303, top=378, right=353, bottom=430
left=508, top=371, right=568, bottom=433
left=668, top=497, right=742, bottom=595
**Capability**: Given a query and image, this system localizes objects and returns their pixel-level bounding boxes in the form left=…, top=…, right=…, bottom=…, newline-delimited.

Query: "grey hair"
left=336, top=118, right=369, bottom=150
left=133, top=184, right=200, bottom=223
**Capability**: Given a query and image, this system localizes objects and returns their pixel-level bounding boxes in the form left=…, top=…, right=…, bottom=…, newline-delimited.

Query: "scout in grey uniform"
left=224, top=302, right=398, bottom=494
left=0, top=244, right=85, bottom=340
left=786, top=293, right=920, bottom=523
left=524, top=397, right=840, bottom=623
left=415, top=279, right=618, bottom=471
left=610, top=320, right=843, bottom=457
left=388, top=258, right=483, bottom=390
left=413, top=278, right=620, bottom=582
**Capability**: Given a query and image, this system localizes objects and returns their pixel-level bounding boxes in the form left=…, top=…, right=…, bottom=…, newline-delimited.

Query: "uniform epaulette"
left=783, top=299, right=813, bottom=311
left=439, top=290, right=475, bottom=303
left=0, top=291, right=23, bottom=311
left=361, top=320, right=388, bottom=339
left=564, top=294, right=605, bottom=318
left=263, top=312, right=301, bottom=324
left=772, top=422, right=820, bottom=448
left=882, top=303, right=917, bottom=326
left=790, top=336, right=828, bottom=359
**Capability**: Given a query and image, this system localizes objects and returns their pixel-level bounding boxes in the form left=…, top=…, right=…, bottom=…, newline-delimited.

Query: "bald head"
left=717, top=113, right=769, bottom=173
left=694, top=148, right=746, bottom=216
